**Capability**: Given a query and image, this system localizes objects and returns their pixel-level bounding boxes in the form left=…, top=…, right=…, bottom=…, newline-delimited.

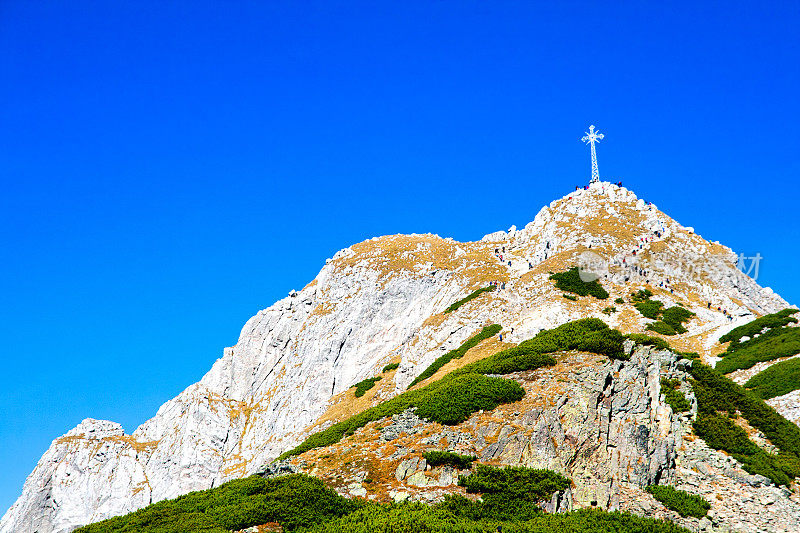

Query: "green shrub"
left=75, top=474, right=362, bottom=533
left=631, top=289, right=653, bottom=302
left=381, top=362, right=400, bottom=373
left=719, top=309, right=798, bottom=346
left=689, top=362, right=800, bottom=486
left=615, top=297, right=625, bottom=304
left=716, top=326, right=800, bottom=374
left=745, top=357, right=800, bottom=400
left=635, top=299, right=664, bottom=319
left=443, top=465, right=571, bottom=521
left=352, top=376, right=381, bottom=397
left=549, top=267, right=609, bottom=299
left=660, top=306, right=695, bottom=334
left=303, top=505, right=691, bottom=533
left=646, top=485, right=709, bottom=518
left=627, top=334, right=670, bottom=351
left=455, top=319, right=627, bottom=372
left=283, top=319, right=627, bottom=459
left=459, top=464, right=570, bottom=501
left=602, top=306, right=616, bottom=315
left=632, top=292, right=694, bottom=336
left=563, top=293, right=578, bottom=301
left=647, top=321, right=677, bottom=335
left=410, top=324, right=502, bottom=387
left=660, top=378, right=690, bottom=413
left=423, top=450, right=476, bottom=470
left=82, top=471, right=690, bottom=533
left=445, top=285, right=496, bottom=313
left=280, top=373, right=524, bottom=459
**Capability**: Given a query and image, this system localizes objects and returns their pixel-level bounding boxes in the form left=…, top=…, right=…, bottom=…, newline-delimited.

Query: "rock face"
left=475, top=345, right=688, bottom=507
left=1, top=182, right=794, bottom=533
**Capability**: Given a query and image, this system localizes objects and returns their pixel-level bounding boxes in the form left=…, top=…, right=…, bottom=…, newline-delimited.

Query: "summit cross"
left=581, top=125, right=604, bottom=183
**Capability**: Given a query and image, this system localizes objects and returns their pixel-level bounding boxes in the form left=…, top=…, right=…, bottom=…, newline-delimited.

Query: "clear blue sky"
left=1, top=0, right=798, bottom=513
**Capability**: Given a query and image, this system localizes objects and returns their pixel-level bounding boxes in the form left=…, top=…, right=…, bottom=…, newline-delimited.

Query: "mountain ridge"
left=2, top=182, right=796, bottom=533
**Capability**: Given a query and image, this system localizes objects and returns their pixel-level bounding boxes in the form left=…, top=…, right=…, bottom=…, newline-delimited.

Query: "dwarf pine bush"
left=423, top=450, right=476, bottom=469
left=410, top=324, right=502, bottom=387
left=444, top=285, right=496, bottom=313
left=352, top=376, right=381, bottom=397
left=689, top=362, right=800, bottom=486
left=646, top=485, right=709, bottom=518
left=549, top=267, right=609, bottom=299
left=660, top=378, right=690, bottom=413
left=283, top=319, right=627, bottom=459
left=75, top=474, right=362, bottom=533
left=745, top=357, right=800, bottom=400
left=719, top=309, right=798, bottom=346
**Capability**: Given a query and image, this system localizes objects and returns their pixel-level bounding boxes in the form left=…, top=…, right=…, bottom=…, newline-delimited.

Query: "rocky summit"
left=3, top=182, right=799, bottom=533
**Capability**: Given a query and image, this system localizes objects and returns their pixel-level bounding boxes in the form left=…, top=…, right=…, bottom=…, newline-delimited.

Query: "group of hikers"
left=708, top=302, right=734, bottom=321
left=611, top=228, right=678, bottom=293
left=493, top=246, right=513, bottom=267
left=489, top=280, right=506, bottom=290
left=573, top=180, right=624, bottom=191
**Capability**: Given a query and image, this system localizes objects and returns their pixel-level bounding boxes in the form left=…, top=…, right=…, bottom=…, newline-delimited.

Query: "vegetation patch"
left=423, top=450, right=476, bottom=470
left=615, top=297, right=625, bottom=304
left=77, top=465, right=689, bottom=533
left=646, top=485, right=710, bottom=518
left=628, top=333, right=670, bottom=351
left=74, top=474, right=362, bottom=533
left=452, top=319, right=627, bottom=374
left=647, top=321, right=678, bottom=335
left=745, top=357, right=800, bottom=400
left=381, top=362, right=399, bottom=373
left=352, top=376, right=382, bottom=398
left=445, top=285, right=496, bottom=313
left=631, top=289, right=653, bottom=302
left=549, top=267, right=609, bottom=299
left=440, top=465, right=570, bottom=521
left=660, top=307, right=696, bottom=333
left=563, top=293, right=578, bottom=301
left=410, top=324, right=502, bottom=387
left=632, top=291, right=695, bottom=336
left=716, top=325, right=800, bottom=374
left=660, top=378, right=690, bottom=413
left=280, top=373, right=524, bottom=459
left=602, top=306, right=616, bottom=315
left=635, top=299, right=664, bottom=319
left=720, top=309, right=798, bottom=347
left=689, top=362, right=800, bottom=486
left=283, top=319, right=627, bottom=459
left=305, top=506, right=690, bottom=532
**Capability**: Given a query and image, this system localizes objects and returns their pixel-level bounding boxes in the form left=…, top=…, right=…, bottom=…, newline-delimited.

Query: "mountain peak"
left=2, top=184, right=796, bottom=533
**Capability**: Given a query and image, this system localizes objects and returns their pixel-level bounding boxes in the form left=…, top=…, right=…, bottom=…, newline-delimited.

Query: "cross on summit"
left=581, top=125, right=604, bottom=184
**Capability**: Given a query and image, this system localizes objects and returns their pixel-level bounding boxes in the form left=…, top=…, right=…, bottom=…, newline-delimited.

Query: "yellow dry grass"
left=309, top=369, right=398, bottom=432
left=108, top=435, right=160, bottom=454
left=310, top=302, right=336, bottom=317
left=285, top=349, right=611, bottom=502
left=407, top=336, right=515, bottom=390
left=330, top=234, right=507, bottom=286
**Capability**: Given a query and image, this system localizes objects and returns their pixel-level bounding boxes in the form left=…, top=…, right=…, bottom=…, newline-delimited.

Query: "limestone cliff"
left=2, top=182, right=795, bottom=533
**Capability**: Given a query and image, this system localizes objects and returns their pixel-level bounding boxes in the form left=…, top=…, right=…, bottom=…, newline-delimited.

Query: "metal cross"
left=581, top=125, right=604, bottom=183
